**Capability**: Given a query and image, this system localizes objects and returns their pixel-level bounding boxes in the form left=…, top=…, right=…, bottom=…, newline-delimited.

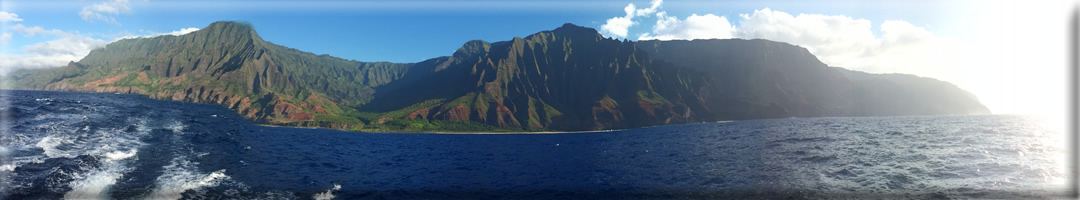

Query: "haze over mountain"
left=2, top=21, right=990, bottom=132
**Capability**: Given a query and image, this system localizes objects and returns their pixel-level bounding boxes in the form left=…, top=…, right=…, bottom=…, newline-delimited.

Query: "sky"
left=0, top=0, right=1075, bottom=118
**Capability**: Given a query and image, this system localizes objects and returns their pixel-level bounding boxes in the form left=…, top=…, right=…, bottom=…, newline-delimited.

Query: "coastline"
left=253, top=123, right=622, bottom=134
left=421, top=129, right=619, bottom=134
left=253, top=121, right=741, bottom=134
left=2, top=89, right=734, bottom=134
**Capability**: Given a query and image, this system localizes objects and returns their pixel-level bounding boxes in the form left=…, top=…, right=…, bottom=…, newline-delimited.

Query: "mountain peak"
left=552, top=23, right=594, bottom=33
left=200, top=21, right=262, bottom=42
left=205, top=21, right=255, bottom=32
left=208, top=21, right=252, bottom=28
left=453, top=40, right=491, bottom=58
left=537, top=23, right=603, bottom=41
left=559, top=23, right=582, bottom=29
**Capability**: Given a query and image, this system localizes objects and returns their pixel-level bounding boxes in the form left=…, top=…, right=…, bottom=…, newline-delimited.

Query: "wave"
left=312, top=184, right=342, bottom=200
left=146, top=156, right=231, bottom=200
left=3, top=90, right=1069, bottom=199
left=54, top=120, right=148, bottom=199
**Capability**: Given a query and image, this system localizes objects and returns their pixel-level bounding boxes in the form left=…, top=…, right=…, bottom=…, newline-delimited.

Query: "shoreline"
left=10, top=90, right=1004, bottom=135
left=421, top=129, right=619, bottom=134
left=253, top=121, right=740, bottom=134
left=252, top=123, right=623, bottom=134
left=5, top=90, right=732, bottom=134
left=373, top=120, right=740, bottom=134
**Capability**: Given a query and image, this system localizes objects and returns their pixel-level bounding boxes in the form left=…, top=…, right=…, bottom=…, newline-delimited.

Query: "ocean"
left=0, top=90, right=1071, bottom=199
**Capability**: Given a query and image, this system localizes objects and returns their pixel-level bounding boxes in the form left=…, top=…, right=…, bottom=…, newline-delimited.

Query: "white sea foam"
left=64, top=167, right=123, bottom=199
left=147, top=156, right=231, bottom=200
left=312, top=184, right=342, bottom=200
left=63, top=147, right=142, bottom=199
left=167, top=121, right=187, bottom=134
left=29, top=118, right=149, bottom=199
left=35, top=134, right=75, bottom=158
left=35, top=124, right=146, bottom=159
left=105, top=149, right=138, bottom=161
left=0, top=164, right=14, bottom=172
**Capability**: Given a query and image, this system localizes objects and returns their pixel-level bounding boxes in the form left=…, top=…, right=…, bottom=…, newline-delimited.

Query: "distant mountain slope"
left=636, top=39, right=991, bottom=118
left=3, top=21, right=990, bottom=132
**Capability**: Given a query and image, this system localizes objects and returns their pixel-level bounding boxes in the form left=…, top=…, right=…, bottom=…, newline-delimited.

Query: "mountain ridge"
left=2, top=21, right=990, bottom=132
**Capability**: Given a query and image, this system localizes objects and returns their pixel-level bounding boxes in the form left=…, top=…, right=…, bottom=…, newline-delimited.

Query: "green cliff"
left=3, top=21, right=991, bottom=132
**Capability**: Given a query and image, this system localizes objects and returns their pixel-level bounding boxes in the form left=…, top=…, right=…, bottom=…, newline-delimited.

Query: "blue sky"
left=2, top=0, right=961, bottom=62
left=0, top=0, right=1074, bottom=117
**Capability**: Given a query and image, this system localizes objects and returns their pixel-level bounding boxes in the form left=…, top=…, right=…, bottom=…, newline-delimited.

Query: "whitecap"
left=312, top=184, right=342, bottom=200
left=32, top=118, right=149, bottom=199
left=35, top=134, right=74, bottom=158
left=104, top=149, right=138, bottom=161
left=167, top=121, right=187, bottom=134
left=0, top=164, right=15, bottom=172
left=146, top=157, right=231, bottom=200
left=64, top=168, right=123, bottom=199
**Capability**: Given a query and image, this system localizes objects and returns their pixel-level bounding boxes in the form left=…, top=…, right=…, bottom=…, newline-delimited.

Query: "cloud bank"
left=0, top=24, right=199, bottom=75
left=0, top=1, right=196, bottom=75
left=114, top=27, right=200, bottom=41
left=599, top=1, right=947, bottom=80
left=0, top=24, right=109, bottom=74
left=0, top=35, right=109, bottom=74
left=638, top=12, right=733, bottom=41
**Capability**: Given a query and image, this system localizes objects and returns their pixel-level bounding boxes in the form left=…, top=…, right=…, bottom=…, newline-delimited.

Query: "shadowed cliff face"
left=636, top=39, right=991, bottom=118
left=4, top=21, right=990, bottom=132
left=364, top=23, right=707, bottom=130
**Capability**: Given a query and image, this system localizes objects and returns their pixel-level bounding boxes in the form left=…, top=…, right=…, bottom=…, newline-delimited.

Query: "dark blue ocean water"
left=0, top=90, right=1070, bottom=199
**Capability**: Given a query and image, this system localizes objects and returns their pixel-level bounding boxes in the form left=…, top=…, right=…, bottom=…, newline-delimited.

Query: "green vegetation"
left=361, top=119, right=520, bottom=132
left=636, top=90, right=669, bottom=104
left=3, top=21, right=990, bottom=133
left=598, top=96, right=619, bottom=108
left=352, top=99, right=445, bottom=122
left=442, top=93, right=478, bottom=111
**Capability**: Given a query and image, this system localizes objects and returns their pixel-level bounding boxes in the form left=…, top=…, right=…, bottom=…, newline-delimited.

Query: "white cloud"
left=599, top=4, right=637, bottom=38
left=11, top=24, right=72, bottom=38
left=638, top=12, right=734, bottom=41
left=0, top=11, right=23, bottom=23
left=600, top=0, right=662, bottom=38
left=114, top=27, right=200, bottom=41
left=728, top=9, right=955, bottom=80
left=601, top=17, right=633, bottom=38
left=633, top=0, right=662, bottom=17
left=0, top=34, right=107, bottom=74
left=625, top=8, right=945, bottom=77
left=0, top=26, right=199, bottom=75
left=733, top=8, right=883, bottom=70
left=1, top=33, right=11, bottom=45
left=164, top=27, right=200, bottom=36
left=22, top=36, right=108, bottom=57
left=79, top=0, right=132, bottom=24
